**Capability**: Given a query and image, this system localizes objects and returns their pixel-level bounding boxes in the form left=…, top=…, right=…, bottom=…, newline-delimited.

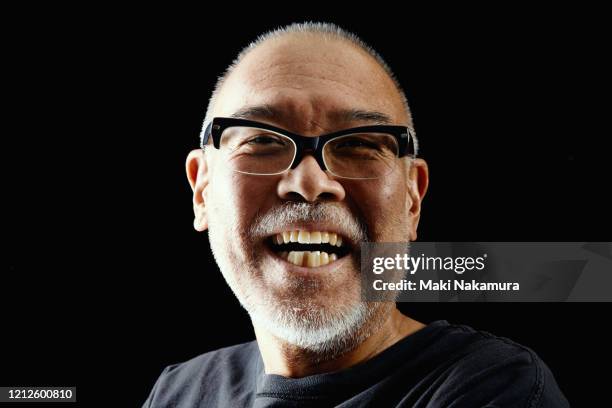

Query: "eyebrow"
left=230, top=105, right=278, bottom=121
left=339, top=109, right=393, bottom=125
left=228, top=104, right=394, bottom=126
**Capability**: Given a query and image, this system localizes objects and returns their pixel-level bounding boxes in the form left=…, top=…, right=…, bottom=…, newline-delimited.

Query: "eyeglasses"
left=201, top=117, right=418, bottom=179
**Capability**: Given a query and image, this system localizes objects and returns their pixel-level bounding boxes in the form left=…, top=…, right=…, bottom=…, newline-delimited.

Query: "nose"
left=277, top=155, right=346, bottom=202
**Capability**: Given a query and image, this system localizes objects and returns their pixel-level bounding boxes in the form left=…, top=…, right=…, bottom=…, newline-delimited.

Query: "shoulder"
left=430, top=323, right=569, bottom=407
left=163, top=340, right=259, bottom=380
left=142, top=341, right=260, bottom=408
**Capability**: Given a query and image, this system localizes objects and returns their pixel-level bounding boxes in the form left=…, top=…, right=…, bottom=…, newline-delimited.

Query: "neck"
left=254, top=307, right=425, bottom=378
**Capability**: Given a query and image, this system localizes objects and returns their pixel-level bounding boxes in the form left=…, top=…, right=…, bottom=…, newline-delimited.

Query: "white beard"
left=247, top=296, right=375, bottom=355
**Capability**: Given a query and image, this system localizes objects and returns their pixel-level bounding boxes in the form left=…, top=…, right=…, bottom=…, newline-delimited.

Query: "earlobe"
left=186, top=149, right=209, bottom=232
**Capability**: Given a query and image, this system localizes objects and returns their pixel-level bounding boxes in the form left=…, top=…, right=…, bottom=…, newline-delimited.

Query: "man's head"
left=186, top=23, right=428, bottom=358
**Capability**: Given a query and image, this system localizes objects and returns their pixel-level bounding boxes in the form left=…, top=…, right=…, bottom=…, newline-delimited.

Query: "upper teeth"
left=274, top=230, right=343, bottom=247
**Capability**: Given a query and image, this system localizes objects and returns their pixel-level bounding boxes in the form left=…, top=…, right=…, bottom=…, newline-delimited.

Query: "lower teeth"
left=279, top=251, right=338, bottom=267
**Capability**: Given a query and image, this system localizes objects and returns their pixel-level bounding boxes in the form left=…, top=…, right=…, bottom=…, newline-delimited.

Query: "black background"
left=4, top=5, right=611, bottom=407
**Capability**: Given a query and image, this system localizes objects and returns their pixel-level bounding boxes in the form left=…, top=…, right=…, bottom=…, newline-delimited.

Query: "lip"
left=263, top=241, right=352, bottom=275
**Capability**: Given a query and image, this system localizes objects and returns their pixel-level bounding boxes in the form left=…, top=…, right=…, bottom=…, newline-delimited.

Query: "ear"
left=405, top=158, right=429, bottom=241
left=186, top=149, right=210, bottom=231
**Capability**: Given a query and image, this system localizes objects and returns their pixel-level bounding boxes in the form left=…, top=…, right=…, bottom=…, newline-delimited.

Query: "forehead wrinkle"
left=246, top=58, right=389, bottom=96
left=251, top=60, right=355, bottom=72
left=257, top=71, right=372, bottom=89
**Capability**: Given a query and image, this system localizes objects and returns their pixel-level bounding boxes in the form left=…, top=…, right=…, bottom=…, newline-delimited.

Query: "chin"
left=250, top=299, right=372, bottom=352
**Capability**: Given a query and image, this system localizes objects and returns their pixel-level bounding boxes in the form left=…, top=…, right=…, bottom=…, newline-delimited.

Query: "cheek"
left=209, top=171, right=279, bottom=228
left=344, top=175, right=409, bottom=239
left=349, top=176, right=405, bottom=210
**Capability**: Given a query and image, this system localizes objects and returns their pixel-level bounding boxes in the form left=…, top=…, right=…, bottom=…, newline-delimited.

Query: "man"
left=144, top=23, right=568, bottom=407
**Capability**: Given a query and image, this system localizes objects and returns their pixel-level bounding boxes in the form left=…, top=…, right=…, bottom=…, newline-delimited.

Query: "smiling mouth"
left=267, top=230, right=351, bottom=267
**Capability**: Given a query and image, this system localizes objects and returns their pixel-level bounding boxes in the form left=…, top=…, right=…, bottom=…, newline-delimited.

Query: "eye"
left=335, top=138, right=379, bottom=150
left=245, top=135, right=286, bottom=146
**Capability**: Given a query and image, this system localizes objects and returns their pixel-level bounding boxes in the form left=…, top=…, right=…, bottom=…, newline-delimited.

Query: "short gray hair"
left=202, top=22, right=414, bottom=142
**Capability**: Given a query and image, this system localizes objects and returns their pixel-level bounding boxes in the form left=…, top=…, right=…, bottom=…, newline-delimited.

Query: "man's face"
left=188, top=34, right=428, bottom=352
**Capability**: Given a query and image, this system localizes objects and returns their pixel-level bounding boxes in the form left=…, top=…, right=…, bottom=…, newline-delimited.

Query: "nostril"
left=317, top=192, right=337, bottom=201
left=284, top=192, right=307, bottom=202
left=283, top=191, right=338, bottom=203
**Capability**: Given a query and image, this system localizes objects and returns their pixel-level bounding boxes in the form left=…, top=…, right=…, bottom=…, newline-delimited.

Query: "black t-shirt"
left=143, top=320, right=569, bottom=407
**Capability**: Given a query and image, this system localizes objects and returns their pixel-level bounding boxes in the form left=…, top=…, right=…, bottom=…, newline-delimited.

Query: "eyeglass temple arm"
left=200, top=122, right=213, bottom=148
left=408, top=129, right=419, bottom=157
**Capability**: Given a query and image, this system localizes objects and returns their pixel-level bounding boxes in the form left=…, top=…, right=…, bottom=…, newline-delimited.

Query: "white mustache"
left=248, top=202, right=368, bottom=244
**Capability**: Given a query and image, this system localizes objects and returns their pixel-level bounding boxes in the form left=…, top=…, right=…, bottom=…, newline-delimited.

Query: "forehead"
left=214, top=34, right=407, bottom=131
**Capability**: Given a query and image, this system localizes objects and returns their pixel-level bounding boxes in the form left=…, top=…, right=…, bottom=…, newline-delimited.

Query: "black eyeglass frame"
left=200, top=117, right=418, bottom=174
